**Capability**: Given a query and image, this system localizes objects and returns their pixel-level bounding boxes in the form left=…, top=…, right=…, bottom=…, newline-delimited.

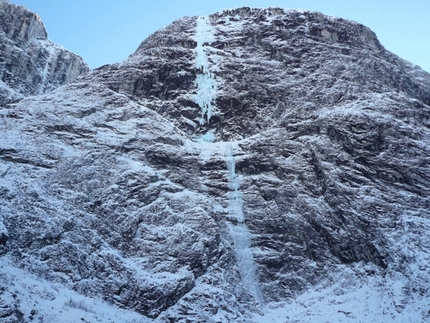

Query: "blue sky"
left=12, top=0, right=430, bottom=73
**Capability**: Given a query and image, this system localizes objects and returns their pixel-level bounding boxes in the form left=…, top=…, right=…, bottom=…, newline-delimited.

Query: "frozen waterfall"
left=192, top=15, right=263, bottom=305
left=193, top=16, right=218, bottom=125
left=226, top=146, right=264, bottom=305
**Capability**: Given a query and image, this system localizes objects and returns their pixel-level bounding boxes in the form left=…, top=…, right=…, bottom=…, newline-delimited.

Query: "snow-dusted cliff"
left=0, top=0, right=89, bottom=106
left=1, top=6, right=430, bottom=323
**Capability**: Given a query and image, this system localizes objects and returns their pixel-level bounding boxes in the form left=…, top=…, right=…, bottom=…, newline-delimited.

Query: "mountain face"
left=1, top=6, right=430, bottom=323
left=0, top=0, right=89, bottom=106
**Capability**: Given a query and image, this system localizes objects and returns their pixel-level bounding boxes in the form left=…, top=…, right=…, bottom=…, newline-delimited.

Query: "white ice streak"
left=194, top=16, right=215, bottom=73
left=226, top=148, right=244, bottom=223
left=226, top=146, right=264, bottom=305
left=193, top=16, right=218, bottom=125
left=41, top=43, right=56, bottom=91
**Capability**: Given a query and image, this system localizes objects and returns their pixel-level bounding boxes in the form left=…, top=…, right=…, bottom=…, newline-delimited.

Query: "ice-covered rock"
left=1, top=6, right=430, bottom=323
left=0, top=0, right=89, bottom=106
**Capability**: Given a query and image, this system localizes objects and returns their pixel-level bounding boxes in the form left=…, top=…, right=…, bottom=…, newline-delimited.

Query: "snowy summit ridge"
left=1, top=5, right=430, bottom=323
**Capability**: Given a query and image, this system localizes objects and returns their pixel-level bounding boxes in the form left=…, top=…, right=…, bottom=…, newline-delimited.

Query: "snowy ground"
left=0, top=256, right=150, bottom=323
left=3, top=255, right=429, bottom=322
left=252, top=264, right=430, bottom=323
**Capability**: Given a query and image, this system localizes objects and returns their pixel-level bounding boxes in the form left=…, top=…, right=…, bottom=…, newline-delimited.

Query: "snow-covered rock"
left=1, top=6, right=430, bottom=323
left=0, top=0, right=89, bottom=106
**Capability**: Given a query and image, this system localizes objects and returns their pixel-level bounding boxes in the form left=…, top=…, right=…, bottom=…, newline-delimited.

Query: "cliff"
left=0, top=0, right=89, bottom=106
left=1, top=6, right=430, bottom=323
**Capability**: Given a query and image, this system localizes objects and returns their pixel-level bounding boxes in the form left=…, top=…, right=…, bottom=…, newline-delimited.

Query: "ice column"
left=193, top=16, right=218, bottom=125
left=226, top=146, right=264, bottom=304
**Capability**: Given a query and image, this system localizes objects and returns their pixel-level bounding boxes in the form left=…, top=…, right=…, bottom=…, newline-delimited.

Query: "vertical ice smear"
left=41, top=45, right=55, bottom=92
left=194, top=16, right=215, bottom=73
left=193, top=16, right=218, bottom=125
left=226, top=146, right=264, bottom=305
left=226, top=148, right=244, bottom=223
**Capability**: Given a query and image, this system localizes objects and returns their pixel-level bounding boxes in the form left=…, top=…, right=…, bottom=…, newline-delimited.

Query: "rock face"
left=1, top=6, right=430, bottom=323
left=0, top=0, right=89, bottom=106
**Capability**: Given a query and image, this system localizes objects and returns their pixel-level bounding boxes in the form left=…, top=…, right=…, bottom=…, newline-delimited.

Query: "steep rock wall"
left=0, top=0, right=89, bottom=106
left=1, top=6, right=430, bottom=323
